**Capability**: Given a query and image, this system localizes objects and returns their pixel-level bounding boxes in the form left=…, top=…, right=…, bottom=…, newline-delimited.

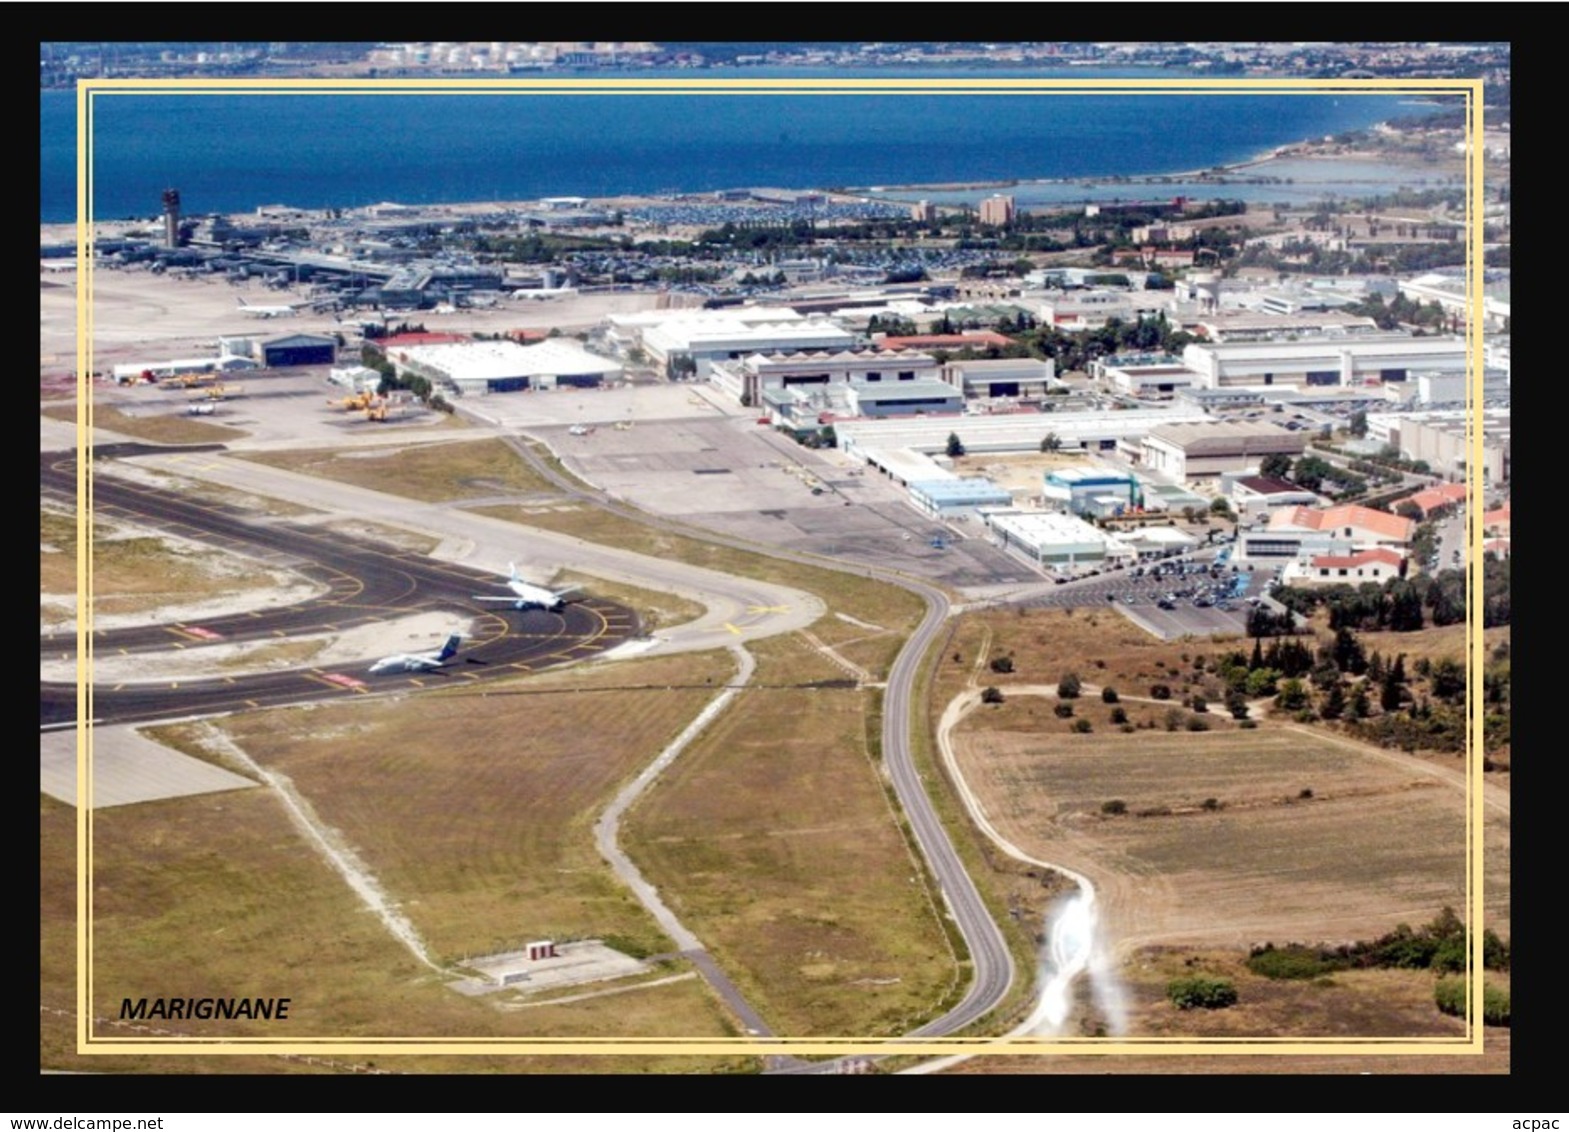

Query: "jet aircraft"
left=472, top=564, right=582, bottom=612
left=237, top=296, right=299, bottom=318
left=369, top=633, right=463, bottom=674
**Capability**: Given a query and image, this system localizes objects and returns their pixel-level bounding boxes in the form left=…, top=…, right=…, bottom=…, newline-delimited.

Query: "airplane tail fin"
left=508, top=562, right=521, bottom=582
left=237, top=297, right=248, bottom=307
left=438, top=634, right=462, bottom=661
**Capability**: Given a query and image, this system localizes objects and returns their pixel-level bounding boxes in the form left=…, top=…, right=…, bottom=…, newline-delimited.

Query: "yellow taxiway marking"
left=246, top=700, right=260, bottom=709
left=748, top=605, right=789, bottom=614
left=724, top=622, right=743, bottom=635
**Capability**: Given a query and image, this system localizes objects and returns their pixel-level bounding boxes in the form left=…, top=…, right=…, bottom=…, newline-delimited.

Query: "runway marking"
left=313, top=672, right=367, bottom=690
left=173, top=625, right=224, bottom=642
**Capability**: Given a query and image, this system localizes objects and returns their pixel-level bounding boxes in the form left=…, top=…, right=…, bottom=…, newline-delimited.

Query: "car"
left=1157, top=599, right=1176, bottom=610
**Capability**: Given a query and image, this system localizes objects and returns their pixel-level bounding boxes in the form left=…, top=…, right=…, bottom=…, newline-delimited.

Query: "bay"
left=40, top=68, right=1451, bottom=223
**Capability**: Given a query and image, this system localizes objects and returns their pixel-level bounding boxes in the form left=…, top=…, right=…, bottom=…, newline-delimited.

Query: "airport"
left=43, top=91, right=1509, bottom=1074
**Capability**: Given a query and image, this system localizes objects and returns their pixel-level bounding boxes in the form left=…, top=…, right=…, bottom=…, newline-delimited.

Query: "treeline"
left=1247, top=907, right=1508, bottom=978
left=1274, top=562, right=1509, bottom=632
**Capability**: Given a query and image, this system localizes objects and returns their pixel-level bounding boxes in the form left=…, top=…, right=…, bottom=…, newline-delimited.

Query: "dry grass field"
left=237, top=437, right=561, bottom=503
left=926, top=606, right=1508, bottom=1046
left=622, top=631, right=959, bottom=1038
left=43, top=796, right=755, bottom=1074
left=44, top=402, right=249, bottom=445
left=41, top=506, right=294, bottom=621
left=200, top=650, right=737, bottom=964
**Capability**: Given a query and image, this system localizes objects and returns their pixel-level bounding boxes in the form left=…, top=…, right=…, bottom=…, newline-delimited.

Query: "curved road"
left=60, top=432, right=1019, bottom=1052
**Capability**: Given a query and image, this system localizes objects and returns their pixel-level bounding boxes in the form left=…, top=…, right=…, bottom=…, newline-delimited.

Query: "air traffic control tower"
left=162, top=188, right=181, bottom=248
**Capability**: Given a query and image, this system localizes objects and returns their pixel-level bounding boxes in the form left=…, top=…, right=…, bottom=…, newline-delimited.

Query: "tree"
left=981, top=686, right=1005, bottom=705
left=946, top=432, right=966, bottom=459
left=1100, top=686, right=1119, bottom=704
left=1058, top=672, right=1082, bottom=699
left=1040, top=432, right=1063, bottom=454
left=1259, top=452, right=1293, bottom=480
left=1349, top=410, right=1369, bottom=438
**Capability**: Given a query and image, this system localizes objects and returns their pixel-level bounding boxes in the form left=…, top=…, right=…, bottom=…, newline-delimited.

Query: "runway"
left=40, top=447, right=638, bottom=727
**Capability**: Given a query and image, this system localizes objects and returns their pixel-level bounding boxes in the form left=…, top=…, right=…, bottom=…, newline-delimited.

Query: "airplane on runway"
left=472, top=564, right=583, bottom=612
left=237, top=296, right=299, bottom=318
left=368, top=633, right=462, bottom=673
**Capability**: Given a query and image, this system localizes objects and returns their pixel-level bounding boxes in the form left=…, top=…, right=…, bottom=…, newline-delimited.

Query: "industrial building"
left=1226, top=474, right=1323, bottom=521
left=834, top=405, right=1212, bottom=461
left=985, top=510, right=1134, bottom=572
left=635, top=313, right=856, bottom=379
left=388, top=338, right=622, bottom=395
left=710, top=348, right=939, bottom=407
left=844, top=379, right=964, bottom=418
left=1180, top=334, right=1466, bottom=390
left=1097, top=354, right=1199, bottom=397
left=1367, top=408, right=1511, bottom=484
left=907, top=478, right=1014, bottom=518
left=943, top=357, right=1058, bottom=400
left=1041, top=467, right=1141, bottom=516
left=257, top=334, right=336, bottom=368
left=1139, top=421, right=1306, bottom=482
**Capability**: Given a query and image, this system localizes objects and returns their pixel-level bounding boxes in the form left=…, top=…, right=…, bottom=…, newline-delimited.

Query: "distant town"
left=41, top=40, right=1513, bottom=85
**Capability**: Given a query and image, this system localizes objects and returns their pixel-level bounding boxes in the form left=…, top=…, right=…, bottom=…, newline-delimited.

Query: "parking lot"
left=1012, top=551, right=1276, bottom=639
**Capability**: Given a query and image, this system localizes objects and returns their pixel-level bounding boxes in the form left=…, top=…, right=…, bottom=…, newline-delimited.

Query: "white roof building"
left=393, top=339, right=623, bottom=394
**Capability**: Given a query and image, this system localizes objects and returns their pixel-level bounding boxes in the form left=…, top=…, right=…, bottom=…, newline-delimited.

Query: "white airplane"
left=368, top=633, right=463, bottom=674
left=236, top=296, right=298, bottom=318
left=472, top=564, right=583, bottom=612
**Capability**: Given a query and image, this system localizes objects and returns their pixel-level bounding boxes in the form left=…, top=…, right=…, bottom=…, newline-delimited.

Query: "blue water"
left=40, top=70, right=1451, bottom=223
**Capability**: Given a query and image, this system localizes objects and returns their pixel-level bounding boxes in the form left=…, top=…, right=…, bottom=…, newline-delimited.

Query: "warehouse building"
left=943, top=357, right=1058, bottom=400
left=1139, top=421, right=1305, bottom=482
left=711, top=348, right=939, bottom=406
left=258, top=333, right=336, bottom=368
left=389, top=338, right=622, bottom=395
left=908, top=478, right=1014, bottom=519
left=1042, top=467, right=1142, bottom=516
left=845, top=379, right=964, bottom=418
left=985, top=510, right=1134, bottom=572
left=1181, top=334, right=1466, bottom=390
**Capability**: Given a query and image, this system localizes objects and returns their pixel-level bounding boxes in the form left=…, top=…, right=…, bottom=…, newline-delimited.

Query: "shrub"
left=981, top=686, right=1005, bottom=705
left=1201, top=797, right=1222, bottom=811
left=1119, top=723, right=1137, bottom=733
left=1058, top=672, right=1082, bottom=699
left=1298, top=788, right=1314, bottom=799
left=1434, top=977, right=1465, bottom=1017
left=1239, top=719, right=1259, bottom=729
left=1185, top=716, right=1211, bottom=732
left=1101, top=686, right=1120, bottom=704
left=1072, top=718, right=1093, bottom=733
left=1100, top=799, right=1127, bottom=815
left=1247, top=945, right=1346, bottom=980
left=1167, top=976, right=1238, bottom=1010
left=1053, top=702, right=1075, bottom=718
left=1484, top=984, right=1510, bottom=1027
left=1150, top=684, right=1172, bottom=700
left=1109, top=707, right=1128, bottom=725
left=1189, top=694, right=1208, bottom=713
left=989, top=655, right=1015, bottom=674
